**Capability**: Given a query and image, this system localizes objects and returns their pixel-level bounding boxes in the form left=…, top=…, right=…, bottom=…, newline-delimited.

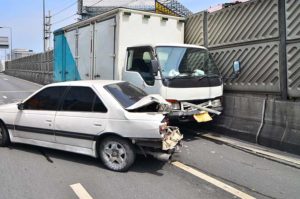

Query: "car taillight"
left=166, top=99, right=181, bottom=110
left=159, top=122, right=168, bottom=133
left=159, top=117, right=169, bottom=133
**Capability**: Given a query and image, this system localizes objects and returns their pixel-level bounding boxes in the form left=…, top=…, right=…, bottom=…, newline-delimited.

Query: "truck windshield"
left=156, top=46, right=220, bottom=79
left=105, top=82, right=147, bottom=108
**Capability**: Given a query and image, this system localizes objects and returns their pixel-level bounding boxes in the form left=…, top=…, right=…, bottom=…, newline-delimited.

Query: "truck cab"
left=123, top=44, right=223, bottom=122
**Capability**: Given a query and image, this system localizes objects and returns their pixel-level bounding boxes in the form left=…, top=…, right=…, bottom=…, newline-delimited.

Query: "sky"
left=0, top=0, right=227, bottom=59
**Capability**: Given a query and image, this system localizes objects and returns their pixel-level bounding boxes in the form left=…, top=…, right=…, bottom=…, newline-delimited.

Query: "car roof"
left=48, top=80, right=124, bottom=87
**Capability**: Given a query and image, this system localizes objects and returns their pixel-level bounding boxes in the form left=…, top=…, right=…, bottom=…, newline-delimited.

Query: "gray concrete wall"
left=4, top=50, right=53, bottom=85
left=211, top=93, right=300, bottom=154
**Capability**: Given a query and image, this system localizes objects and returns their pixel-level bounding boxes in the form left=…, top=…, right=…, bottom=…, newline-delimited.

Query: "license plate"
left=193, top=112, right=212, bottom=123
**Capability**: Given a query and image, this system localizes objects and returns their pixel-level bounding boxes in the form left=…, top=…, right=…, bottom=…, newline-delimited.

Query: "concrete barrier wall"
left=211, top=93, right=300, bottom=154
left=4, top=50, right=53, bottom=85
left=185, top=0, right=300, bottom=98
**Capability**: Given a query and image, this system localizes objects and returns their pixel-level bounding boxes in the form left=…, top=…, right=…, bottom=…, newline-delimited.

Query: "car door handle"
left=94, top=123, right=102, bottom=127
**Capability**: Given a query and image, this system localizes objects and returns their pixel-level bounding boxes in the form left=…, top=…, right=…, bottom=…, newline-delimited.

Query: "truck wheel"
left=99, top=136, right=135, bottom=172
left=0, top=122, right=10, bottom=147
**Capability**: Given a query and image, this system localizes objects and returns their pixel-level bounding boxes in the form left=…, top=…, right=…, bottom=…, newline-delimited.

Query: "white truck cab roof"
left=127, top=43, right=208, bottom=50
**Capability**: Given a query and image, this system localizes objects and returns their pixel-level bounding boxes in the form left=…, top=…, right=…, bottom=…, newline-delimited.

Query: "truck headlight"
left=211, top=99, right=222, bottom=107
left=166, top=99, right=181, bottom=110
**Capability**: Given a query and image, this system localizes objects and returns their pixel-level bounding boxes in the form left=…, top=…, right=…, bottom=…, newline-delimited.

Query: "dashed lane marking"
left=70, top=183, right=93, bottom=199
left=172, top=161, right=256, bottom=199
left=2, top=96, right=7, bottom=99
left=3, top=78, right=8, bottom=81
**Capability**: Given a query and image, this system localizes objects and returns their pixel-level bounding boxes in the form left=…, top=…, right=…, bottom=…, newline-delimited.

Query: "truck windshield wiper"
left=197, top=74, right=220, bottom=81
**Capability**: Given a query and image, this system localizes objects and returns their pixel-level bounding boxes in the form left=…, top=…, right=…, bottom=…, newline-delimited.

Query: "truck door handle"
left=46, top=120, right=52, bottom=123
left=94, top=74, right=100, bottom=78
left=94, top=123, right=102, bottom=127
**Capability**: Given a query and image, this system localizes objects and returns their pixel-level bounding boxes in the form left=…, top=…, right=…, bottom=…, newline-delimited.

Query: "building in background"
left=77, top=0, right=192, bottom=19
left=208, top=0, right=250, bottom=13
left=0, top=60, right=5, bottom=72
left=9, top=49, right=35, bottom=60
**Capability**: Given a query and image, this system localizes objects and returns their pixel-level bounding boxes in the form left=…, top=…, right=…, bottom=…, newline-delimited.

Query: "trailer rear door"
left=78, top=25, right=93, bottom=80
left=93, top=18, right=115, bottom=80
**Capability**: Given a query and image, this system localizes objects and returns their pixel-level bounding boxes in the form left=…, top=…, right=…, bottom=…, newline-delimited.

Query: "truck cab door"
left=122, top=47, right=160, bottom=94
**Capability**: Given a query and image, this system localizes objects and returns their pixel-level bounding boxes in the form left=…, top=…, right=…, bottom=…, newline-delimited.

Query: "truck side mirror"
left=17, top=103, right=24, bottom=110
left=151, top=60, right=159, bottom=76
left=233, top=61, right=241, bottom=76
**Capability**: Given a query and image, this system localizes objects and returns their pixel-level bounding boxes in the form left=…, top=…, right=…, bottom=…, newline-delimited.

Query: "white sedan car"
left=0, top=80, right=182, bottom=171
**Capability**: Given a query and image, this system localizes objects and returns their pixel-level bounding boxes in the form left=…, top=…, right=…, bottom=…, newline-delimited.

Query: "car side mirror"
left=233, top=61, right=241, bottom=76
left=17, top=103, right=24, bottom=110
left=151, top=60, right=159, bottom=76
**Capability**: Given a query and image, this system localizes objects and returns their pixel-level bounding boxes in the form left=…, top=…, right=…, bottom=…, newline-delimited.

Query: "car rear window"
left=104, top=82, right=147, bottom=108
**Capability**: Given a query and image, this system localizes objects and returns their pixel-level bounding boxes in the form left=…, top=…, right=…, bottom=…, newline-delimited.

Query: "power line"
left=52, top=13, right=77, bottom=25
left=88, top=0, right=104, bottom=7
left=52, top=1, right=77, bottom=17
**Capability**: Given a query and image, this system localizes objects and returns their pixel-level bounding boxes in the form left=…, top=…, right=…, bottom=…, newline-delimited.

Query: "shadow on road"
left=6, top=143, right=166, bottom=175
left=174, top=122, right=224, bottom=146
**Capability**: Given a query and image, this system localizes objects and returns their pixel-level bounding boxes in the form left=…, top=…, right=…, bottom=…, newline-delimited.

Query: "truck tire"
left=0, top=122, right=10, bottom=147
left=99, top=136, right=135, bottom=172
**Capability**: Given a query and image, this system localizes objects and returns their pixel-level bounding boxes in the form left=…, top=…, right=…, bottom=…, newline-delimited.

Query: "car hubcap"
left=103, top=142, right=127, bottom=166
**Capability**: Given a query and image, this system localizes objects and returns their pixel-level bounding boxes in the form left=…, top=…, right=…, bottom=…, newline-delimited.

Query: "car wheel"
left=0, top=122, right=10, bottom=147
left=99, top=136, right=135, bottom=172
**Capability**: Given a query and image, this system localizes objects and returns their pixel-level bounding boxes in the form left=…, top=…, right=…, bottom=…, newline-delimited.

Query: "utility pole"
left=45, top=11, right=52, bottom=50
left=43, top=0, right=46, bottom=52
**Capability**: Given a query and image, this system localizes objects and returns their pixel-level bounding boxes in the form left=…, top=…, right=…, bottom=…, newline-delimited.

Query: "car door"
left=54, top=86, right=107, bottom=149
left=14, top=86, right=67, bottom=143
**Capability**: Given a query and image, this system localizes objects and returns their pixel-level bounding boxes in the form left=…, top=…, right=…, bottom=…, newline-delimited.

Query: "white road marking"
left=70, top=183, right=93, bottom=199
left=2, top=96, right=7, bottom=99
left=172, top=161, right=256, bottom=199
left=3, top=78, right=8, bottom=81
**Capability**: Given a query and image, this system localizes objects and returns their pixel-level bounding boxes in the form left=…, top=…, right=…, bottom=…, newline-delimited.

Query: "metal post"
left=278, top=0, right=288, bottom=100
left=203, top=11, right=208, bottom=48
left=43, top=0, right=46, bottom=52
left=9, top=27, right=12, bottom=60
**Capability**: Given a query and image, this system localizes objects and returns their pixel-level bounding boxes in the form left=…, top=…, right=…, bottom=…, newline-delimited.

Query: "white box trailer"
left=54, top=8, right=224, bottom=122
left=54, top=8, right=184, bottom=81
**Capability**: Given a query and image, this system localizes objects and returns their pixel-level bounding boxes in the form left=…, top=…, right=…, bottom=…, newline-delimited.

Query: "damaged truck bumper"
left=168, top=102, right=222, bottom=123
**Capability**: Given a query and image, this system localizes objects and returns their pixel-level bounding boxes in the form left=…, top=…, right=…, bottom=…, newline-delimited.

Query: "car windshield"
left=156, top=46, right=220, bottom=79
left=104, top=82, right=147, bottom=108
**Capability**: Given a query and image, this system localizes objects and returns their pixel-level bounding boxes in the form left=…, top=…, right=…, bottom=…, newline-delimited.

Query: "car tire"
left=0, top=122, right=10, bottom=147
left=99, top=136, right=135, bottom=172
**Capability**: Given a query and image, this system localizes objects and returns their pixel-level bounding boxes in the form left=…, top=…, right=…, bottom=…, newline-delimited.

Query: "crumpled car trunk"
left=125, top=94, right=171, bottom=113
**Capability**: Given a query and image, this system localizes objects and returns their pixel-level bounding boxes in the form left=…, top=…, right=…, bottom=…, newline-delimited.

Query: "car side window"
left=23, top=86, right=67, bottom=111
left=126, top=47, right=155, bottom=86
left=61, top=86, right=107, bottom=112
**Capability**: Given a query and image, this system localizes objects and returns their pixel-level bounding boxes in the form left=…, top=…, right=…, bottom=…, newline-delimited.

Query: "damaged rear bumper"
left=133, top=126, right=183, bottom=161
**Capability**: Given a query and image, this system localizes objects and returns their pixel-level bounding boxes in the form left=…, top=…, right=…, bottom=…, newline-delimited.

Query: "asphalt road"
left=0, top=73, right=300, bottom=199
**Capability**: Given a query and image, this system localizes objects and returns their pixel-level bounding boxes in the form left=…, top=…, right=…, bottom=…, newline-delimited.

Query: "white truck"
left=53, top=8, right=225, bottom=122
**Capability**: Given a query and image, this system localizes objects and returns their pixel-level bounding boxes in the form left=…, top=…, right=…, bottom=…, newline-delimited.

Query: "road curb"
left=201, top=133, right=300, bottom=169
